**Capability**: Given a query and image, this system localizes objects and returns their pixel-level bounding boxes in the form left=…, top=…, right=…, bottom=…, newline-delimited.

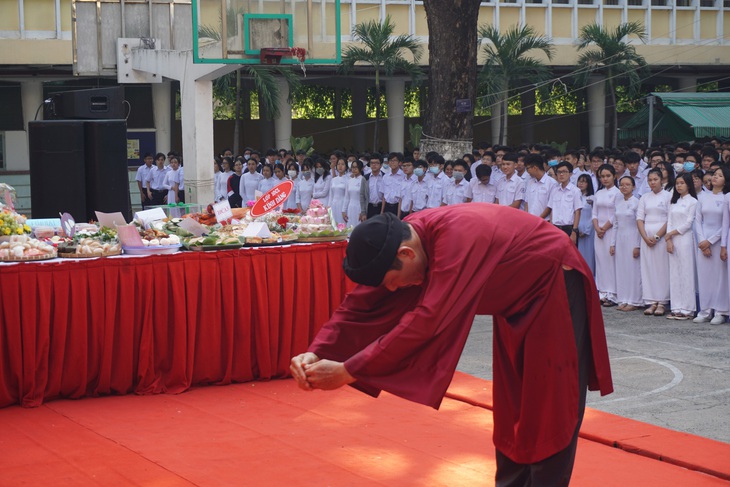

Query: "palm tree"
left=575, top=21, right=648, bottom=148
left=478, top=24, right=555, bottom=146
left=341, top=15, right=422, bottom=151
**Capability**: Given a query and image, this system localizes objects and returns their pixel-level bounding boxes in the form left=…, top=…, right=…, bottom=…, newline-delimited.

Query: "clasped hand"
left=290, top=352, right=355, bottom=392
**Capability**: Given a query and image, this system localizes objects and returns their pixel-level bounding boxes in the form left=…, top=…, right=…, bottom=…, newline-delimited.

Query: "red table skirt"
left=0, top=242, right=353, bottom=408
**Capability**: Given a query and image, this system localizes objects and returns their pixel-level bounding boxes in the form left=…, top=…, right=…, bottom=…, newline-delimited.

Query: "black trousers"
left=555, top=224, right=573, bottom=237
left=383, top=202, right=399, bottom=216
left=367, top=203, right=381, bottom=219
left=495, top=270, right=591, bottom=487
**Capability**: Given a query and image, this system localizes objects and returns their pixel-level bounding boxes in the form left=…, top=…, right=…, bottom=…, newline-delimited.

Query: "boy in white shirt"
left=524, top=154, right=557, bottom=220
left=495, top=153, right=525, bottom=208
left=548, top=161, right=582, bottom=244
left=466, top=164, right=497, bottom=203
left=381, top=152, right=406, bottom=215
left=426, top=154, right=448, bottom=209
left=402, top=160, right=430, bottom=215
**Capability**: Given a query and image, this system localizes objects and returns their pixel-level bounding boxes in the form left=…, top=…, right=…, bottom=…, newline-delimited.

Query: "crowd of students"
left=137, top=138, right=730, bottom=323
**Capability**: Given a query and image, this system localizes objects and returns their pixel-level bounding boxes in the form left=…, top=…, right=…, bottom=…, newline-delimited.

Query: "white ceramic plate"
left=122, top=244, right=182, bottom=255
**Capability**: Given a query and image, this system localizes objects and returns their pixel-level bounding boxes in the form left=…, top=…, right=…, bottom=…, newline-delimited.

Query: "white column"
left=19, top=80, right=44, bottom=170
left=179, top=76, right=216, bottom=205
left=274, top=77, right=292, bottom=151
left=587, top=79, right=606, bottom=149
left=21, top=80, right=43, bottom=130
left=385, top=77, right=405, bottom=153
left=677, top=76, right=697, bottom=93
left=491, top=101, right=502, bottom=145
left=152, top=81, right=172, bottom=155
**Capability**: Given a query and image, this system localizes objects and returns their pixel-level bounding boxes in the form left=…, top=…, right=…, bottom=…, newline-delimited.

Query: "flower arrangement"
left=0, top=210, right=31, bottom=236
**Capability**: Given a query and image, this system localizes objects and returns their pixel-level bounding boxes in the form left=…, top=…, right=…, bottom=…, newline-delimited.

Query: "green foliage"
left=290, top=135, right=315, bottom=155
left=408, top=123, right=422, bottom=148
left=535, top=82, right=578, bottom=115
left=292, top=85, right=336, bottom=119
left=404, top=85, right=421, bottom=117
left=478, top=24, right=554, bottom=143
left=340, top=15, right=423, bottom=80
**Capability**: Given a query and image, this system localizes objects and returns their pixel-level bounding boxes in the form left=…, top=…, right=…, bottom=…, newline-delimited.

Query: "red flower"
left=277, top=216, right=289, bottom=226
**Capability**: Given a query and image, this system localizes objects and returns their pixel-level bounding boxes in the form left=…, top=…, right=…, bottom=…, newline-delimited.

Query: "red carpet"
left=1, top=373, right=728, bottom=486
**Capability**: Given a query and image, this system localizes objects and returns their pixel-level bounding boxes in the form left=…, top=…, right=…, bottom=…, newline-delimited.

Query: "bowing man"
left=291, top=205, right=613, bottom=487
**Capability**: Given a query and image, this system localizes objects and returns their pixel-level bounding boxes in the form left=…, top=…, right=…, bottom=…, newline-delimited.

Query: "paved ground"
left=456, top=307, right=730, bottom=444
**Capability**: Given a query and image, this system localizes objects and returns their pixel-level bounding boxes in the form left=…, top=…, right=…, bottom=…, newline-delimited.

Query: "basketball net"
left=291, top=47, right=307, bottom=77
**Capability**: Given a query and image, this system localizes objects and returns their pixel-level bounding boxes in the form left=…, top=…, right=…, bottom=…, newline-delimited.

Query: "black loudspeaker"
left=29, top=121, right=88, bottom=219
left=84, top=120, right=132, bottom=222
left=47, top=87, right=125, bottom=120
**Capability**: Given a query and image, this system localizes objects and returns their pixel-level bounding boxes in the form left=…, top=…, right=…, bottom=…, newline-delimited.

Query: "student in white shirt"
left=547, top=161, right=582, bottom=245
left=426, top=155, right=448, bottom=209
left=135, top=153, right=155, bottom=209
left=495, top=153, right=525, bottom=208
left=283, top=162, right=299, bottom=211
left=524, top=154, right=557, bottom=220
left=215, top=157, right=233, bottom=201
left=381, top=152, right=406, bottom=215
left=466, top=164, right=497, bottom=203
left=313, top=159, right=332, bottom=206
left=257, top=164, right=278, bottom=194
left=365, top=153, right=385, bottom=218
left=162, top=156, right=183, bottom=204
left=442, top=161, right=470, bottom=206
left=624, top=152, right=648, bottom=197
left=402, top=160, right=430, bottom=214
left=146, top=153, right=170, bottom=206
left=296, top=160, right=315, bottom=211
left=240, top=158, right=263, bottom=204
left=397, top=156, right=416, bottom=218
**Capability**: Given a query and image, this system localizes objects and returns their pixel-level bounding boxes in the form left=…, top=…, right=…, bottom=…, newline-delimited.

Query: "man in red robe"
left=291, top=204, right=613, bottom=486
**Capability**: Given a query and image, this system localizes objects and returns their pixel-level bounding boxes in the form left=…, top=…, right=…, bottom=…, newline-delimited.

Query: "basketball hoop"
left=258, top=47, right=307, bottom=77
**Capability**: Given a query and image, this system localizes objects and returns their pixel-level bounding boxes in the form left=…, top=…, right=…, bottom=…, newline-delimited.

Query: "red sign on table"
left=249, top=181, right=294, bottom=218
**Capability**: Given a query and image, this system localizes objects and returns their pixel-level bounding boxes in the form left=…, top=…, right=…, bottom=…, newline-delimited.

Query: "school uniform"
left=425, top=172, right=448, bottom=209
left=548, top=182, right=582, bottom=233
left=135, top=164, right=154, bottom=208
left=696, top=191, right=729, bottom=319
left=399, top=174, right=417, bottom=215
left=442, top=178, right=470, bottom=206
left=592, top=186, right=622, bottom=303
left=296, top=176, right=315, bottom=211
left=526, top=173, right=558, bottom=219
left=667, top=195, right=698, bottom=315
left=496, top=173, right=526, bottom=207
left=406, top=177, right=430, bottom=213
left=313, top=175, right=332, bottom=206
left=215, top=171, right=233, bottom=201
left=382, top=169, right=406, bottom=215
left=612, top=196, right=643, bottom=307
left=239, top=171, right=263, bottom=203
left=366, top=171, right=384, bottom=218
left=146, top=165, right=170, bottom=206
left=466, top=179, right=497, bottom=204
left=637, top=190, right=671, bottom=305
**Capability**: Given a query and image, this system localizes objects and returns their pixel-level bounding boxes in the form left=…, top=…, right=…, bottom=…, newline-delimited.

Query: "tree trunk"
left=421, top=0, right=481, bottom=159
left=609, top=80, right=618, bottom=148
left=374, top=68, right=380, bottom=152
left=500, top=94, right=508, bottom=146
left=233, top=69, right=242, bottom=155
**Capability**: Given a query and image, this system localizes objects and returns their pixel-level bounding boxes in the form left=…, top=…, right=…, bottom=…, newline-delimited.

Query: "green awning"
left=618, top=92, right=730, bottom=142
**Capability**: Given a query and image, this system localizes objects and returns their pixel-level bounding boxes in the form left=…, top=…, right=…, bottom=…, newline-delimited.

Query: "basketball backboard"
left=192, top=0, right=341, bottom=65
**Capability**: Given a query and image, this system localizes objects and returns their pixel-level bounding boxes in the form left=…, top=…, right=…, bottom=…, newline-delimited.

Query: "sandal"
left=622, top=305, right=638, bottom=312
left=644, top=304, right=658, bottom=315
left=602, top=300, right=617, bottom=307
left=654, top=304, right=666, bottom=316
left=616, top=303, right=627, bottom=311
left=674, top=313, right=689, bottom=320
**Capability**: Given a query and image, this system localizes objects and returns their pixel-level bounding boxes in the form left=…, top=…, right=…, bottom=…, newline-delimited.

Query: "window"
left=675, top=0, right=692, bottom=6
left=651, top=0, right=667, bottom=5
left=628, top=0, right=644, bottom=5
left=699, top=0, right=715, bottom=6
left=604, top=0, right=620, bottom=5
left=578, top=0, right=595, bottom=5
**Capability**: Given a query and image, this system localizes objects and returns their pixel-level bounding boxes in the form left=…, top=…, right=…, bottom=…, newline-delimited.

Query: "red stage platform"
left=1, top=373, right=728, bottom=486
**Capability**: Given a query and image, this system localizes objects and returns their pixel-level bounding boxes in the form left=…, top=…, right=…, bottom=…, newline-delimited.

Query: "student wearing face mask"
left=313, top=159, right=332, bottom=206
left=227, top=158, right=245, bottom=208
left=282, top=162, right=299, bottom=211
left=442, top=161, right=470, bottom=206
left=397, top=157, right=416, bottom=219
left=403, top=160, right=430, bottom=214
left=296, top=160, right=315, bottom=212
left=425, top=155, right=448, bottom=209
